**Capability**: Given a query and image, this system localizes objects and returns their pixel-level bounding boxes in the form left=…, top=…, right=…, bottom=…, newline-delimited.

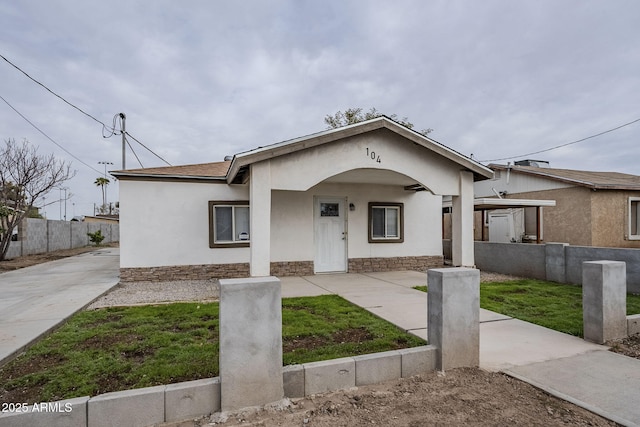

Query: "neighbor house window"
left=630, top=198, right=640, bottom=240
left=209, top=201, right=250, bottom=247
left=368, top=202, right=404, bottom=243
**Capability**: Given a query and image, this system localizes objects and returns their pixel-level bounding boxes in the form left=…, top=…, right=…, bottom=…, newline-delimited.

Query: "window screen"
left=368, top=203, right=403, bottom=243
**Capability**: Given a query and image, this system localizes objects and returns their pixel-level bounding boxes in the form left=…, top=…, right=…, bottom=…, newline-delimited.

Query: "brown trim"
left=368, top=202, right=404, bottom=243
left=208, top=201, right=250, bottom=248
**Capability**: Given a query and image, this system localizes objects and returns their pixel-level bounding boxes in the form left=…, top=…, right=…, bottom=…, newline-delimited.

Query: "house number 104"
left=366, top=148, right=381, bottom=163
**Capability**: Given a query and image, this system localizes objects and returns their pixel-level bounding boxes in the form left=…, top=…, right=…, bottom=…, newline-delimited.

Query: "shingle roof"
left=490, top=164, right=640, bottom=190
left=112, top=161, right=230, bottom=180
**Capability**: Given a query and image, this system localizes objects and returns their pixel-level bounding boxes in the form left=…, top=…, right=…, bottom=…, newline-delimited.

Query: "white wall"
left=119, top=180, right=249, bottom=268
left=121, top=178, right=442, bottom=269
left=270, top=182, right=442, bottom=262
left=269, top=129, right=463, bottom=195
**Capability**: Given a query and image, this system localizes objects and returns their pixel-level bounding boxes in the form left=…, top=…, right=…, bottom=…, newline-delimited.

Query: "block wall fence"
left=4, top=218, right=119, bottom=260
left=443, top=240, right=640, bottom=294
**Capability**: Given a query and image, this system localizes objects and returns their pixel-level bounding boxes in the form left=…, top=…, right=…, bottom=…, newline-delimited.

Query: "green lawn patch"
left=0, top=295, right=424, bottom=404
left=415, top=279, right=640, bottom=337
left=480, top=280, right=585, bottom=336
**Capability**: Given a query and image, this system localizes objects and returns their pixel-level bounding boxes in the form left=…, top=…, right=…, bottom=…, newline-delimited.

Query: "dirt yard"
left=3, top=247, right=636, bottom=426
left=179, top=368, right=616, bottom=426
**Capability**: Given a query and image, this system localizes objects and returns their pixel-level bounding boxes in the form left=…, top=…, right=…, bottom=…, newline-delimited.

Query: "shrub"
left=87, top=230, right=105, bottom=246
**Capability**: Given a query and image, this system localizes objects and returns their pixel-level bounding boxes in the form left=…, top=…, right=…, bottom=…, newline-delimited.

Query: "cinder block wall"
left=48, top=220, right=72, bottom=251
left=25, top=218, right=48, bottom=255
left=471, top=240, right=640, bottom=293
left=566, top=246, right=640, bottom=293
left=3, top=218, right=119, bottom=260
left=474, top=241, right=546, bottom=279
left=71, top=221, right=89, bottom=247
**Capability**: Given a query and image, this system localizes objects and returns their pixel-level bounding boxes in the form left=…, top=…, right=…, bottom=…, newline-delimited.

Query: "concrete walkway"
left=0, top=247, right=120, bottom=366
left=282, top=271, right=640, bottom=427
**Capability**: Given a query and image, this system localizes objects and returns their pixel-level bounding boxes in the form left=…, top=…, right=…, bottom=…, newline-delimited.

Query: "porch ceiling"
left=323, top=168, right=419, bottom=187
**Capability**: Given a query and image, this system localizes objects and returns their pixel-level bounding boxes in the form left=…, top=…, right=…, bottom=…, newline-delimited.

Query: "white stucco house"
left=112, top=117, right=493, bottom=282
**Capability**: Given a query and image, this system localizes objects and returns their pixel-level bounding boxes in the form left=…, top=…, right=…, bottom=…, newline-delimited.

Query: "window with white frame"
left=368, top=202, right=404, bottom=243
left=209, top=201, right=250, bottom=247
left=630, top=197, right=640, bottom=240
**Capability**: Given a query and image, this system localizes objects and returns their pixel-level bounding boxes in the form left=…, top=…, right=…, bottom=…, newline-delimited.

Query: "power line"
left=2, top=53, right=173, bottom=168
left=125, top=132, right=172, bottom=166
left=0, top=53, right=116, bottom=136
left=124, top=135, right=144, bottom=168
left=0, top=92, right=103, bottom=175
left=479, top=116, right=640, bottom=163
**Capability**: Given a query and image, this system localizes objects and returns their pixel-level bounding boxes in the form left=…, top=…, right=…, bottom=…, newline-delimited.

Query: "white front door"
left=314, top=197, right=347, bottom=273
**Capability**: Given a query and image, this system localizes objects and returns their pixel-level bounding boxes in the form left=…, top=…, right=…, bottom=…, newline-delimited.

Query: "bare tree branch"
left=0, top=138, right=75, bottom=260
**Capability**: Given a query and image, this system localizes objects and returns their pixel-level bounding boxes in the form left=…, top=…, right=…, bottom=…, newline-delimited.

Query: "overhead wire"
left=125, top=132, right=172, bottom=166
left=104, top=113, right=123, bottom=138
left=479, top=116, right=640, bottom=163
left=0, top=93, right=104, bottom=175
left=0, top=53, right=116, bottom=136
left=2, top=53, right=173, bottom=168
left=124, top=134, right=144, bottom=168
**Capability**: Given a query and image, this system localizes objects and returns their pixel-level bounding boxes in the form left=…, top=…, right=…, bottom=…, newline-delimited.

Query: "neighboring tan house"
left=474, top=160, right=640, bottom=248
left=82, top=215, right=120, bottom=225
left=112, top=117, right=493, bottom=281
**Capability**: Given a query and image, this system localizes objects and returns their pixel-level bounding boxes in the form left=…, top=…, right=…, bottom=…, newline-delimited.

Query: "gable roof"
left=227, top=116, right=493, bottom=183
left=489, top=164, right=640, bottom=190
left=112, top=117, right=494, bottom=183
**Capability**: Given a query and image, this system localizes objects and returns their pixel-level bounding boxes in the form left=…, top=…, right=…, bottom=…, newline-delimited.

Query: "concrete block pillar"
left=427, top=267, right=480, bottom=370
left=219, top=276, right=283, bottom=411
left=451, top=171, right=475, bottom=267
left=582, top=261, right=627, bottom=344
left=545, top=243, right=568, bottom=283
left=250, top=161, right=272, bottom=277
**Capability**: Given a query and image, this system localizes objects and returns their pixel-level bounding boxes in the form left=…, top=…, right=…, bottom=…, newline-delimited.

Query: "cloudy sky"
left=1, top=1, right=639, bottom=219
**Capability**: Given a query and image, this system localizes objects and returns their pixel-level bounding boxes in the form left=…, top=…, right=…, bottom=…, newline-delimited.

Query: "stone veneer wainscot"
left=120, top=256, right=443, bottom=282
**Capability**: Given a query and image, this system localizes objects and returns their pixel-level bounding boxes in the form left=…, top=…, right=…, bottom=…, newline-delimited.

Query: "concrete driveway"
left=0, top=247, right=120, bottom=365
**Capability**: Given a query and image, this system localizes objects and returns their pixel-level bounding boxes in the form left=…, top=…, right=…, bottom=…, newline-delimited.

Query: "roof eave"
left=227, top=119, right=386, bottom=183
left=111, top=171, right=227, bottom=181
left=227, top=117, right=494, bottom=183
left=380, top=120, right=494, bottom=181
left=489, top=164, right=640, bottom=190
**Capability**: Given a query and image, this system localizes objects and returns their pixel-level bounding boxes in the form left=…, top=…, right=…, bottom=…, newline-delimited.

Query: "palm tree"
left=94, top=177, right=110, bottom=213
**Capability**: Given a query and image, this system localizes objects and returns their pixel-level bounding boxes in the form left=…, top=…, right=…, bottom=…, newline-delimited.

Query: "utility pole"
left=58, top=187, right=68, bottom=220
left=98, top=161, right=113, bottom=210
left=120, top=113, right=126, bottom=169
left=98, top=161, right=113, bottom=178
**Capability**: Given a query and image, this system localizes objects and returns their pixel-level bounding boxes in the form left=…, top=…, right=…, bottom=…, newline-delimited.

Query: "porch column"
left=250, top=161, right=271, bottom=277
left=451, top=171, right=475, bottom=267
